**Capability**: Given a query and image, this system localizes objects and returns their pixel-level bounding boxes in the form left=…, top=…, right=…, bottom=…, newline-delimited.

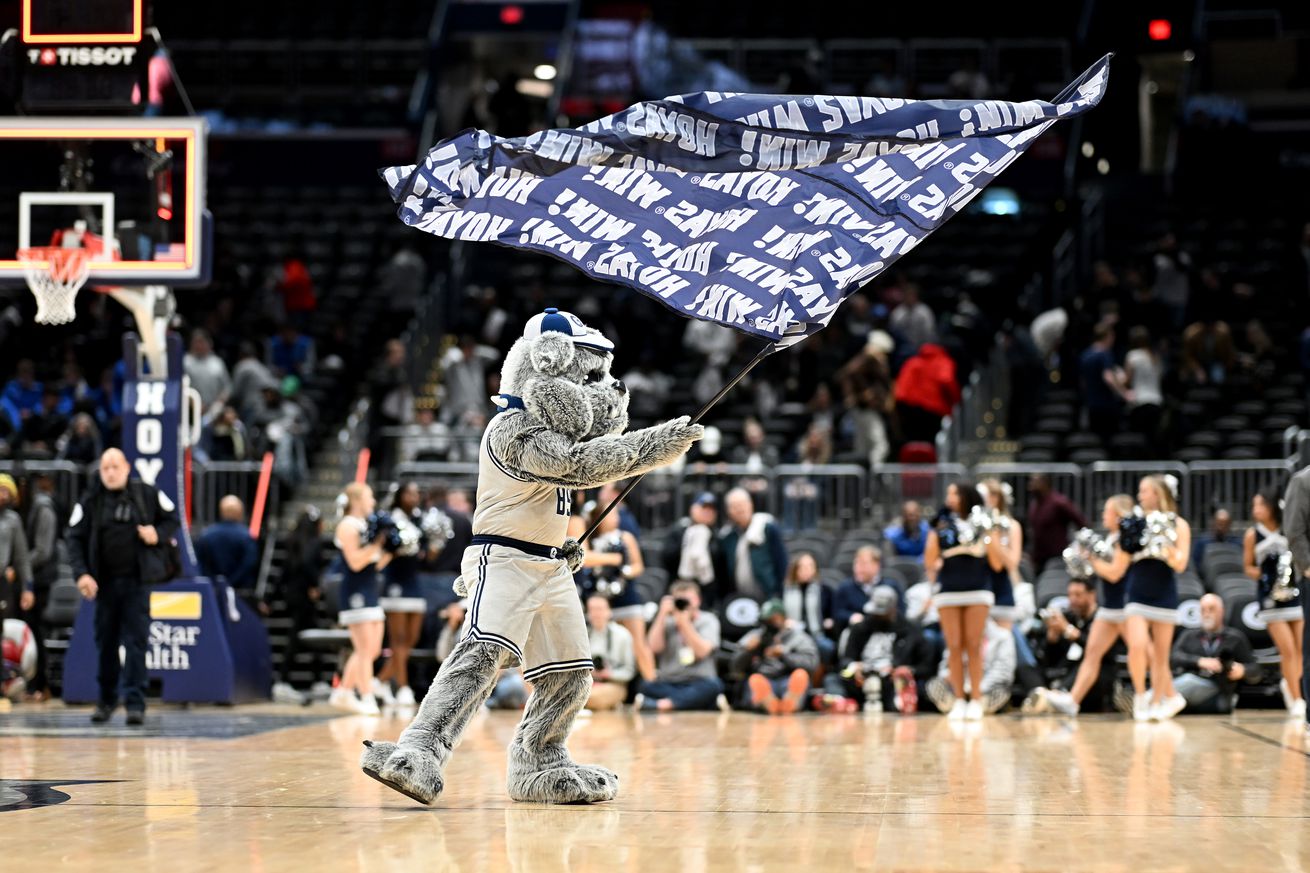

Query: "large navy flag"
left=383, top=55, right=1110, bottom=348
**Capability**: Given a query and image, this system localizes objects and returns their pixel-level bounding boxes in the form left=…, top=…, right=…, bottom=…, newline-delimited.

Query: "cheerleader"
left=979, top=479, right=1025, bottom=628
left=373, top=482, right=443, bottom=708
left=1100, top=475, right=1190, bottom=721
left=571, top=500, right=656, bottom=682
left=1244, top=486, right=1304, bottom=718
left=328, top=482, right=392, bottom=715
left=924, top=481, right=1006, bottom=720
left=1040, top=494, right=1133, bottom=716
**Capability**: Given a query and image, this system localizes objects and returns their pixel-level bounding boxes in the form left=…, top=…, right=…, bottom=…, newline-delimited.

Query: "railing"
left=192, top=461, right=281, bottom=533
left=0, top=460, right=90, bottom=513
left=366, top=457, right=1304, bottom=532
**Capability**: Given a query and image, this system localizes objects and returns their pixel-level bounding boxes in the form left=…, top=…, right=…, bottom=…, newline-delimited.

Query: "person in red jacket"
left=893, top=343, right=961, bottom=443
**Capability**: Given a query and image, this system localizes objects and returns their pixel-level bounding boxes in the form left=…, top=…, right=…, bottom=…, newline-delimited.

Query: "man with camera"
left=68, top=448, right=180, bottom=725
left=1169, top=593, right=1259, bottom=714
left=638, top=580, right=726, bottom=712
left=731, top=598, right=819, bottom=714
left=585, top=593, right=635, bottom=711
left=831, top=586, right=935, bottom=713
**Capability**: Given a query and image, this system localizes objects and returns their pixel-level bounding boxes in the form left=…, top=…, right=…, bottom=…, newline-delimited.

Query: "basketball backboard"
left=0, top=116, right=210, bottom=286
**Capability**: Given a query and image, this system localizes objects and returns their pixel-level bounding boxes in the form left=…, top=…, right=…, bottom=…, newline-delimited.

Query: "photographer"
left=830, top=587, right=935, bottom=713
left=575, top=498, right=653, bottom=680
left=639, top=580, right=726, bottom=712
left=1036, top=579, right=1101, bottom=691
left=1170, top=593, right=1259, bottom=714
left=731, top=598, right=819, bottom=715
left=586, top=594, right=635, bottom=711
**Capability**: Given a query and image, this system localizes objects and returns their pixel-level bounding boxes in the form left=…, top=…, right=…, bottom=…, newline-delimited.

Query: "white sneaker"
left=1132, top=693, right=1152, bottom=722
left=965, top=699, right=984, bottom=721
left=947, top=699, right=967, bottom=721
left=394, top=686, right=416, bottom=707
left=353, top=694, right=381, bottom=716
left=371, top=679, right=395, bottom=706
left=328, top=688, right=357, bottom=712
left=1153, top=693, right=1186, bottom=721
left=1281, top=678, right=1294, bottom=711
left=864, top=697, right=883, bottom=714
left=632, top=693, right=646, bottom=712
left=1292, top=699, right=1307, bottom=721
left=1045, top=689, right=1080, bottom=717
left=715, top=693, right=733, bottom=713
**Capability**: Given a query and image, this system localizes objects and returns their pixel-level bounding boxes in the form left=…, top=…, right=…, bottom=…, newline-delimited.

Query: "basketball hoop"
left=16, top=246, right=91, bottom=325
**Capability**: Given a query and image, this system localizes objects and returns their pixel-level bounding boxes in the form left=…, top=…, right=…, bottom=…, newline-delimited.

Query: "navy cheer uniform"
left=381, top=507, right=428, bottom=615
left=990, top=564, right=1017, bottom=621
left=1124, top=556, right=1178, bottom=624
left=331, top=516, right=384, bottom=626
left=1095, top=535, right=1126, bottom=625
left=934, top=516, right=993, bottom=608
left=1254, top=524, right=1301, bottom=623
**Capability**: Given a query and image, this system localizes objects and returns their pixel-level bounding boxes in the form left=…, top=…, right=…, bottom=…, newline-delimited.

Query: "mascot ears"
left=529, top=332, right=576, bottom=376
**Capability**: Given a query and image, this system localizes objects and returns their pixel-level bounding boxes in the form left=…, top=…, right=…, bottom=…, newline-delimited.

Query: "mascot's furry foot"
left=360, top=740, right=446, bottom=805
left=507, top=761, right=619, bottom=804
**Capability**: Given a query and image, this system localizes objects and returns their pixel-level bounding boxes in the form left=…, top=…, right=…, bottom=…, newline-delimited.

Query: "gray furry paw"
left=662, top=415, right=705, bottom=450
left=360, top=740, right=445, bottom=806
left=508, top=763, right=619, bottom=804
left=560, top=538, right=585, bottom=574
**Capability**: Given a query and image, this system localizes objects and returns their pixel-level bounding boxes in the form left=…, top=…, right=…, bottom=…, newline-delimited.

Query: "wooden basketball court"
left=3, top=702, right=1309, bottom=871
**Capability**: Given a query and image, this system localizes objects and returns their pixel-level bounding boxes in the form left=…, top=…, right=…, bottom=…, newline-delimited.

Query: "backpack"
left=126, top=482, right=182, bottom=585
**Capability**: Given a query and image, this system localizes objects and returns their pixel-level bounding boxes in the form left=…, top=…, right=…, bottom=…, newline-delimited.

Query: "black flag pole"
left=580, top=339, right=775, bottom=544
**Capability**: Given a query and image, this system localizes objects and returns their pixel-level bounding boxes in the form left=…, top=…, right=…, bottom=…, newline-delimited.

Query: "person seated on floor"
left=834, top=546, right=905, bottom=631
left=925, top=618, right=1016, bottom=715
left=1034, top=578, right=1108, bottom=700
left=731, top=598, right=819, bottom=715
left=637, top=581, right=726, bottom=712
left=825, top=586, right=935, bottom=713
left=1170, top=593, right=1260, bottom=714
left=585, top=594, right=635, bottom=711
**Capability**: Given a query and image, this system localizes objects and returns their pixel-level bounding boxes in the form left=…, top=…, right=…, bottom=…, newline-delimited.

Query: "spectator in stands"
left=639, top=580, right=726, bottom=712
left=841, top=383, right=892, bottom=468
left=269, top=323, right=316, bottom=379
left=947, top=57, right=991, bottom=99
left=1180, top=317, right=1234, bottom=386
left=20, top=473, right=59, bottom=699
left=784, top=424, right=832, bottom=529
left=732, top=598, right=818, bottom=714
left=1123, top=325, right=1163, bottom=439
left=663, top=491, right=723, bottom=606
left=926, top=618, right=1015, bottom=715
left=885, top=500, right=930, bottom=561
left=0, top=474, right=33, bottom=621
left=721, top=488, right=788, bottom=600
left=893, top=342, right=960, bottom=444
left=429, top=487, right=473, bottom=580
left=830, top=586, right=934, bottom=713
left=834, top=546, right=904, bottom=631
left=67, top=449, right=180, bottom=725
left=183, top=329, right=231, bottom=419
left=1026, top=474, right=1088, bottom=570
left=196, top=496, right=258, bottom=591
left=398, top=406, right=454, bottom=463
left=1151, top=232, right=1192, bottom=331
left=1170, top=593, right=1258, bottom=713
left=1036, top=578, right=1101, bottom=693
left=686, top=425, right=726, bottom=468
left=56, top=363, right=90, bottom=416
left=585, top=594, right=635, bottom=711
left=1079, top=322, right=1129, bottom=443
left=440, top=335, right=491, bottom=428
left=890, top=282, right=936, bottom=351
left=369, top=339, right=414, bottom=474
left=1191, top=508, right=1234, bottom=570
left=17, top=386, right=67, bottom=455
left=2, top=359, right=43, bottom=433
left=89, top=365, right=122, bottom=436
left=596, top=481, right=641, bottom=539
left=276, top=258, right=317, bottom=330
left=782, top=552, right=835, bottom=662
left=197, top=405, right=249, bottom=463
left=730, top=417, right=778, bottom=498
left=574, top=499, right=654, bottom=681
left=1243, top=488, right=1303, bottom=718
left=230, top=342, right=274, bottom=422
left=683, top=318, right=736, bottom=368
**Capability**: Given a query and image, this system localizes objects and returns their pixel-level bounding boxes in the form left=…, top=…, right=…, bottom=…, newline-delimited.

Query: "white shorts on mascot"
left=361, top=307, right=703, bottom=805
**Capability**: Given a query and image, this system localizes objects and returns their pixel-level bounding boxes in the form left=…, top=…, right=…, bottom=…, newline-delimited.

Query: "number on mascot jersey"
left=556, top=489, right=571, bottom=517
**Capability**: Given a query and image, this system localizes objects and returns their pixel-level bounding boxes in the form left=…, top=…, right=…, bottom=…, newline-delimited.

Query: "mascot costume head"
left=362, top=308, right=702, bottom=806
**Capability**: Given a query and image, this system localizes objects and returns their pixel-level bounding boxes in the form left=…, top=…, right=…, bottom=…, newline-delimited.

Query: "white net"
left=17, top=246, right=91, bottom=325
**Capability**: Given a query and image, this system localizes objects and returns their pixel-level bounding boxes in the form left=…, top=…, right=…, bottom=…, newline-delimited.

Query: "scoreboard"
left=6, top=0, right=153, bottom=112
